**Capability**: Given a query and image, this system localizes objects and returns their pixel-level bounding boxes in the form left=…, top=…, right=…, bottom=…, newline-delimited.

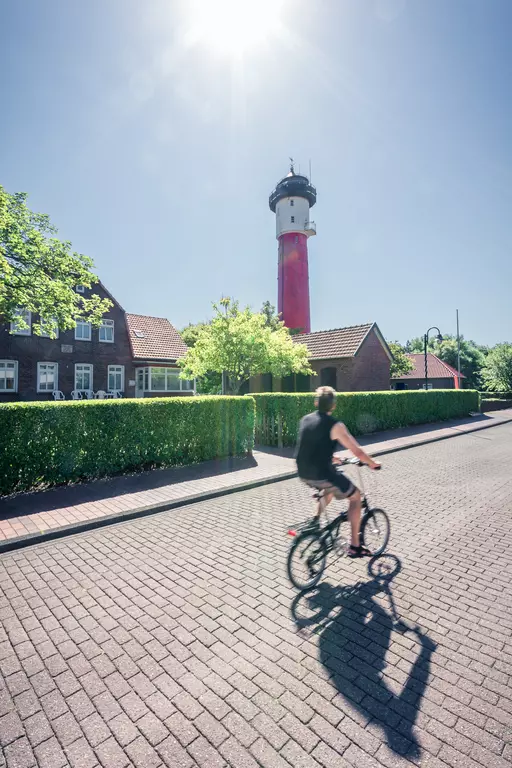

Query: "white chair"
left=52, top=390, right=65, bottom=401
left=71, top=390, right=83, bottom=400
left=94, top=390, right=107, bottom=399
left=84, top=390, right=95, bottom=400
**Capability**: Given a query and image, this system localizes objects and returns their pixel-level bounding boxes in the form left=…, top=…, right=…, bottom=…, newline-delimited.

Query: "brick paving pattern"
left=0, top=422, right=511, bottom=767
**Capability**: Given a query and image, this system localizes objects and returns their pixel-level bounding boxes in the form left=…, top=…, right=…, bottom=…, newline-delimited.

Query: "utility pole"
left=456, top=309, right=461, bottom=389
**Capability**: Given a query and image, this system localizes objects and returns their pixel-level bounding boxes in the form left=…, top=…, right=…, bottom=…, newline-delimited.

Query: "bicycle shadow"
left=291, top=555, right=436, bottom=758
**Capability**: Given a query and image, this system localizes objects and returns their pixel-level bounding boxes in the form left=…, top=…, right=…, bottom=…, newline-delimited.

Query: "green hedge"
left=254, top=390, right=480, bottom=446
left=0, top=396, right=255, bottom=496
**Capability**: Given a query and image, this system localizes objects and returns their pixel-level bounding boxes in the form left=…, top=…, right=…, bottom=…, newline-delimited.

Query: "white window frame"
left=0, top=361, right=18, bottom=393
left=99, top=319, right=115, bottom=343
left=39, top=318, right=59, bottom=339
left=422, top=383, right=433, bottom=390
left=76, top=285, right=85, bottom=293
left=75, top=363, right=93, bottom=391
left=290, top=215, right=295, bottom=223
left=75, top=319, right=92, bottom=341
left=37, top=362, right=59, bottom=393
left=10, top=309, right=31, bottom=336
left=136, top=367, right=195, bottom=393
left=108, top=365, right=124, bottom=392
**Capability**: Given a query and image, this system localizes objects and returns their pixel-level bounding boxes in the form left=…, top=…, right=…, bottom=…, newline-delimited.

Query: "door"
left=135, top=368, right=145, bottom=398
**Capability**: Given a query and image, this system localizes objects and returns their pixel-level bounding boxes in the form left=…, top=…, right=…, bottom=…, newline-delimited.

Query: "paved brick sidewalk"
left=1, top=409, right=511, bottom=550
left=0, top=423, right=511, bottom=767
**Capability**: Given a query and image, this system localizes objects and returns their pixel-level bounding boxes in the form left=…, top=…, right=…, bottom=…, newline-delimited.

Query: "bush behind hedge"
left=0, top=396, right=255, bottom=496
left=254, top=390, right=480, bottom=446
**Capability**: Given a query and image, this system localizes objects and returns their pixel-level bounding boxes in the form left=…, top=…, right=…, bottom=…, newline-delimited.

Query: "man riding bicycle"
left=295, top=386, right=381, bottom=558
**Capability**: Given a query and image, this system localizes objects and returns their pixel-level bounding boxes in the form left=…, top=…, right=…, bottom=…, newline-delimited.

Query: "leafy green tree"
left=180, top=322, right=222, bottom=395
left=481, top=344, right=512, bottom=392
left=179, top=298, right=313, bottom=395
left=261, top=300, right=282, bottom=331
left=406, top=334, right=485, bottom=389
left=389, top=342, right=414, bottom=378
left=0, top=185, right=111, bottom=335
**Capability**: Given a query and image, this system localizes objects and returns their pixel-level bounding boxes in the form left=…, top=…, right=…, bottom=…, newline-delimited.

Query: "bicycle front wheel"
left=361, top=508, right=390, bottom=556
left=287, top=532, right=327, bottom=591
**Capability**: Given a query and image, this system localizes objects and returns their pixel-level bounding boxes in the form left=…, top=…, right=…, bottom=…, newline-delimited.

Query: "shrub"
left=254, top=390, right=480, bottom=446
left=0, top=396, right=255, bottom=496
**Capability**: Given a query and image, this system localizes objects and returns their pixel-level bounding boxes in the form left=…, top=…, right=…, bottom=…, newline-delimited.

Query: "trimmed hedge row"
left=254, top=390, right=480, bottom=447
left=0, top=396, right=255, bottom=496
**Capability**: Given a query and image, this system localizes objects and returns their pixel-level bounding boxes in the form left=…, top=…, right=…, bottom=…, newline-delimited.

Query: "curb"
left=1, top=414, right=510, bottom=555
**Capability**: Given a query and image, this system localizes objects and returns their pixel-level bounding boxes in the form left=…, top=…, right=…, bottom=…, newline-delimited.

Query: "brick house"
left=250, top=322, right=392, bottom=393
left=391, top=353, right=464, bottom=390
left=0, top=283, right=192, bottom=401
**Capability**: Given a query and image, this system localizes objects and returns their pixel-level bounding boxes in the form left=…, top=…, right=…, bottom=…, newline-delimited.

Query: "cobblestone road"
left=1, top=424, right=511, bottom=768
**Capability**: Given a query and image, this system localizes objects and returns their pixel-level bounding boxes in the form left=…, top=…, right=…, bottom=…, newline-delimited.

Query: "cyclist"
left=296, top=385, right=381, bottom=558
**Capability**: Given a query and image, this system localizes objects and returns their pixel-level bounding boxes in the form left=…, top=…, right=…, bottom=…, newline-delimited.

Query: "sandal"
left=348, top=545, right=372, bottom=558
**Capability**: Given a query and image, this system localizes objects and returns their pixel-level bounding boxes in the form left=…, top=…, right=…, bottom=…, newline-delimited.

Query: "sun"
left=182, top=0, right=285, bottom=57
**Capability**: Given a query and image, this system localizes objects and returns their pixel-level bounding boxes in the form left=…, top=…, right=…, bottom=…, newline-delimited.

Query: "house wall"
left=392, top=376, right=455, bottom=390
left=0, top=285, right=133, bottom=402
left=311, top=329, right=391, bottom=393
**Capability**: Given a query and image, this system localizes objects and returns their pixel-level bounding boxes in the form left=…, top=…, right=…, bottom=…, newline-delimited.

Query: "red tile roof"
left=292, top=323, right=385, bottom=360
left=393, top=353, right=464, bottom=380
left=126, top=314, right=188, bottom=361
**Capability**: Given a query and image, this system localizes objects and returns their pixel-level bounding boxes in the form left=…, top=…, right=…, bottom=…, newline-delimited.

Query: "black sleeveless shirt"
left=295, top=411, right=338, bottom=480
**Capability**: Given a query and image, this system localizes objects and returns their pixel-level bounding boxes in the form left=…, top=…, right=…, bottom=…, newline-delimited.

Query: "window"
left=290, top=216, right=295, bottom=223
left=108, top=365, right=124, bottom=392
left=99, top=319, right=114, bottom=343
left=75, top=320, right=92, bottom=341
left=136, top=367, right=194, bottom=392
left=0, top=361, right=18, bottom=392
left=290, top=199, right=294, bottom=206
left=37, top=363, right=58, bottom=392
left=133, top=330, right=145, bottom=338
left=75, top=364, right=93, bottom=391
left=10, top=309, right=31, bottom=336
left=76, top=285, right=85, bottom=293
left=422, top=383, right=433, bottom=390
left=39, top=318, right=59, bottom=338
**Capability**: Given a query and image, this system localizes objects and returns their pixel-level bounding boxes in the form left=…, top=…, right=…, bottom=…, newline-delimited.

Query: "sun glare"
left=182, top=0, right=285, bottom=57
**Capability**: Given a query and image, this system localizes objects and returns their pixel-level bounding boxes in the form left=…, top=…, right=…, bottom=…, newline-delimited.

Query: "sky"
left=1, top=0, right=511, bottom=346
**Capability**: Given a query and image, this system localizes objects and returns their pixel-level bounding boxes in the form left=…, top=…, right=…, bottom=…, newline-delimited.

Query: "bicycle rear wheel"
left=360, top=508, right=390, bottom=556
left=287, top=532, right=327, bottom=591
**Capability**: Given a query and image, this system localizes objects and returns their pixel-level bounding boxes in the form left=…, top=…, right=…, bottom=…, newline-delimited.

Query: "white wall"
left=275, top=196, right=310, bottom=238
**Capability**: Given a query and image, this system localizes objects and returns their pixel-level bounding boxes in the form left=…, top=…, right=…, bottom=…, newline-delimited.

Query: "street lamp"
left=424, top=327, right=443, bottom=390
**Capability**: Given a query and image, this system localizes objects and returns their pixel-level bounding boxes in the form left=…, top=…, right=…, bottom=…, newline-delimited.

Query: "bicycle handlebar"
left=337, top=457, right=381, bottom=469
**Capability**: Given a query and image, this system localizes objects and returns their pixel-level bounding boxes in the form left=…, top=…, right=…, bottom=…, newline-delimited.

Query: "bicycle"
left=287, top=457, right=390, bottom=591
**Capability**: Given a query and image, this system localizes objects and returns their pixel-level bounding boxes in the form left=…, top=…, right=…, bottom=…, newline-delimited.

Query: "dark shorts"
left=302, top=469, right=357, bottom=500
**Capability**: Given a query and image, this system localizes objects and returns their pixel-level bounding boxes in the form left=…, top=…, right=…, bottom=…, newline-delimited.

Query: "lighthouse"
left=269, top=162, right=317, bottom=334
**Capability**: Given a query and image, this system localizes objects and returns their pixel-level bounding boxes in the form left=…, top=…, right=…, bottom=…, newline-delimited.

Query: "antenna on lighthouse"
left=289, top=157, right=294, bottom=173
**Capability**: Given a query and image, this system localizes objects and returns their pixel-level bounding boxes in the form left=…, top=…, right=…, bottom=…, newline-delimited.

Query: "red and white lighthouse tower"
left=269, top=162, right=317, bottom=334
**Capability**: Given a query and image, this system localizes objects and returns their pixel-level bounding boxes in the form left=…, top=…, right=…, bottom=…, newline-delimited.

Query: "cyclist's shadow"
left=291, top=555, right=436, bottom=759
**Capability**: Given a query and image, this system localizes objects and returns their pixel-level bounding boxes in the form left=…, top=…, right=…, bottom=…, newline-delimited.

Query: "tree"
left=481, top=344, right=512, bottom=392
left=0, top=185, right=111, bottom=335
left=261, top=300, right=281, bottom=331
left=180, top=322, right=222, bottom=395
left=179, top=298, right=313, bottom=395
left=406, top=334, right=486, bottom=389
left=388, top=342, right=414, bottom=378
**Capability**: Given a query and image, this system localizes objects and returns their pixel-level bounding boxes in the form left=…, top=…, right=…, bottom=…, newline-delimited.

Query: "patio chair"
left=94, top=390, right=107, bottom=399
left=52, top=390, right=66, bottom=401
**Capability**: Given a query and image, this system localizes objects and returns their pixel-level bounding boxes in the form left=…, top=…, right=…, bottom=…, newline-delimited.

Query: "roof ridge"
left=300, top=323, right=373, bottom=337
left=126, top=313, right=173, bottom=323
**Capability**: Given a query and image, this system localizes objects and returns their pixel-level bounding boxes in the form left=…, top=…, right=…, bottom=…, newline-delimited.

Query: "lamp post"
left=424, top=327, right=443, bottom=390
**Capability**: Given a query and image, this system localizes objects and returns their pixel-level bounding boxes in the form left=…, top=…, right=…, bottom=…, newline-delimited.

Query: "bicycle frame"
left=314, top=463, right=372, bottom=552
